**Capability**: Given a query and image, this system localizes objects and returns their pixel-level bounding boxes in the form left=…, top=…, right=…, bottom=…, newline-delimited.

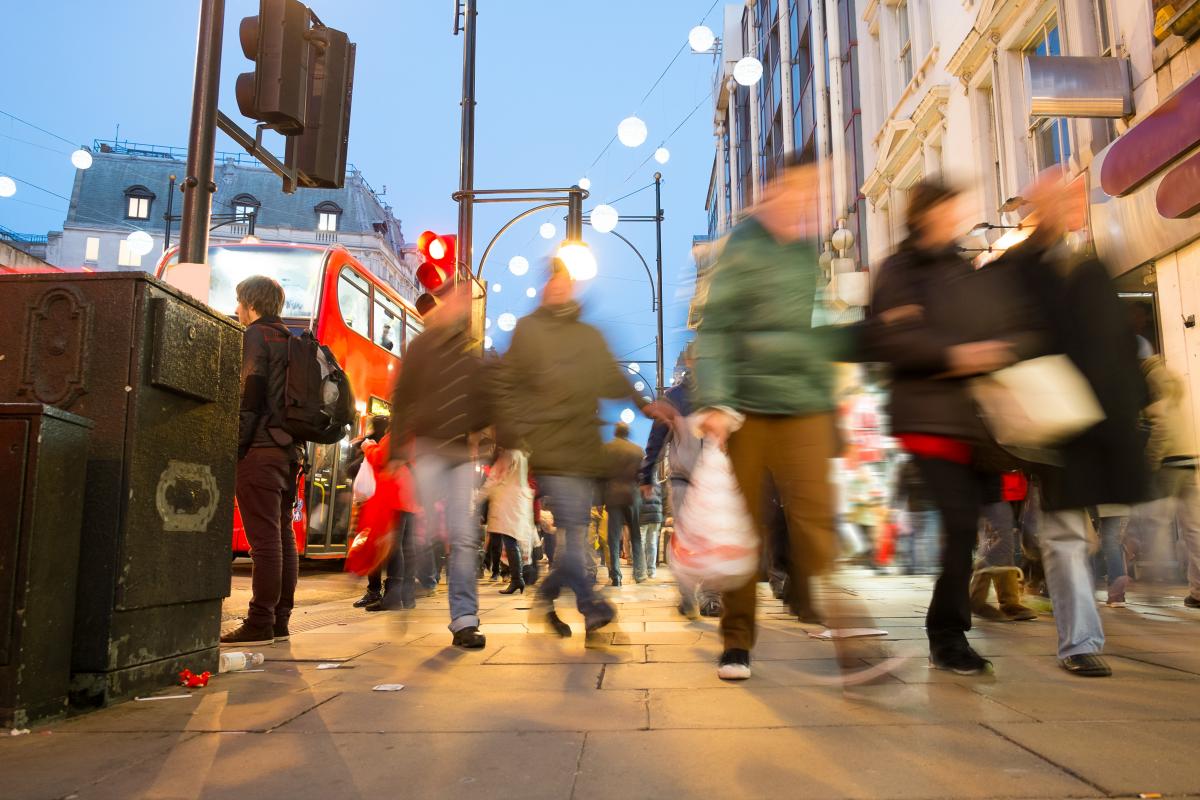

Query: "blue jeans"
left=1095, top=514, right=1128, bottom=584
left=606, top=503, right=639, bottom=582
left=640, top=523, right=661, bottom=578
left=979, top=501, right=1017, bottom=568
left=411, top=449, right=480, bottom=633
left=903, top=509, right=941, bottom=574
left=538, top=475, right=608, bottom=619
left=1040, top=509, right=1105, bottom=659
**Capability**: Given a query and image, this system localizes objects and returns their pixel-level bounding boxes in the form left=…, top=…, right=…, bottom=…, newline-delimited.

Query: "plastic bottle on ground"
left=218, top=652, right=265, bottom=673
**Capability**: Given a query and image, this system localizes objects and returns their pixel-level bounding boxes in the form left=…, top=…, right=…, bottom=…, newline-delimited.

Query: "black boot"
left=354, top=589, right=382, bottom=608
left=499, top=574, right=525, bottom=595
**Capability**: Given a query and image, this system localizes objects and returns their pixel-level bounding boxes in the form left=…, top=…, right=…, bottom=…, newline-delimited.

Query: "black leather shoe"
left=353, top=590, right=382, bottom=608
left=452, top=626, right=487, bottom=649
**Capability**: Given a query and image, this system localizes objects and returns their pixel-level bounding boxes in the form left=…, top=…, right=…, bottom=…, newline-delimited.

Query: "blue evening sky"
left=3, top=0, right=723, bottom=444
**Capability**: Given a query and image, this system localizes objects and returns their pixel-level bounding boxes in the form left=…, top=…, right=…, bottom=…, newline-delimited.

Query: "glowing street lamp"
left=555, top=240, right=597, bottom=281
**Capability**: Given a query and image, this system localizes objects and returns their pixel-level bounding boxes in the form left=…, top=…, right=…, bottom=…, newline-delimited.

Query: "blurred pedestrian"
left=222, top=276, right=302, bottom=647
left=1001, top=170, right=1152, bottom=676
left=494, top=260, right=674, bottom=637
left=390, top=283, right=492, bottom=650
left=478, top=448, right=537, bottom=595
left=349, top=415, right=392, bottom=609
left=603, top=422, right=645, bottom=585
left=692, top=159, right=862, bottom=681
left=638, top=481, right=663, bottom=579
left=864, top=179, right=1040, bottom=675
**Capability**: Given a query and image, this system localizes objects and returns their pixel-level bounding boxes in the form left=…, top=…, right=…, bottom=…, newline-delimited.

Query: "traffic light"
left=236, top=0, right=311, bottom=134
left=416, top=231, right=457, bottom=293
left=285, top=25, right=356, bottom=189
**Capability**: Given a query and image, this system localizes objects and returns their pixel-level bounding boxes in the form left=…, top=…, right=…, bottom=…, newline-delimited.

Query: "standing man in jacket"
left=222, top=276, right=301, bottom=647
left=391, top=282, right=492, bottom=649
left=603, top=422, right=645, bottom=585
left=692, top=159, right=860, bottom=680
left=495, top=261, right=674, bottom=636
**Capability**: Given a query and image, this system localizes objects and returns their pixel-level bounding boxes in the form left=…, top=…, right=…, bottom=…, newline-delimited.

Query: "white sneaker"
left=717, top=649, right=752, bottom=680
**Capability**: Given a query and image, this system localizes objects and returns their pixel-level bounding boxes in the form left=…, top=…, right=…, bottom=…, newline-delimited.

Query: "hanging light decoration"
left=0, top=176, right=16, bottom=198
left=539, top=222, right=557, bottom=240
left=525, top=287, right=537, bottom=298
left=126, top=230, right=154, bottom=257
left=688, top=25, right=716, bottom=53
left=590, top=204, right=619, bottom=234
left=654, top=147, right=670, bottom=164
left=617, top=116, right=648, bottom=148
left=492, top=282, right=502, bottom=293
left=733, top=56, right=764, bottom=86
left=508, top=255, right=529, bottom=276
left=497, top=312, right=517, bottom=332
left=619, top=408, right=636, bottom=425
left=578, top=177, right=591, bottom=190
left=71, top=148, right=93, bottom=170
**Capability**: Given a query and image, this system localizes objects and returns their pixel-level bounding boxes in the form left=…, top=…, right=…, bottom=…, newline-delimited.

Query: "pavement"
left=4, top=566, right=1200, bottom=800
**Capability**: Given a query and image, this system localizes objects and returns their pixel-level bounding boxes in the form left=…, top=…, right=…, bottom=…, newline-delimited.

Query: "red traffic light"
left=416, top=230, right=456, bottom=292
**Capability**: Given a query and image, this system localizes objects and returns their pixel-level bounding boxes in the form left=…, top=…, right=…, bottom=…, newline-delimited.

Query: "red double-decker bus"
left=157, top=241, right=421, bottom=559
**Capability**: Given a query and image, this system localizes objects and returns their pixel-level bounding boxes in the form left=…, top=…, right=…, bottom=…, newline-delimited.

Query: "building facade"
left=46, top=139, right=421, bottom=301
left=856, top=0, right=1200, bottom=440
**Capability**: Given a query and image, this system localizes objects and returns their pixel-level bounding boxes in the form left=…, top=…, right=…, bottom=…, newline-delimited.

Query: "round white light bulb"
left=485, top=317, right=492, bottom=329
left=484, top=335, right=493, bottom=349
left=688, top=25, right=716, bottom=53
left=492, top=283, right=502, bottom=293
left=497, top=312, right=517, bottom=332
left=555, top=241, right=597, bottom=281
left=654, top=147, right=670, bottom=165
left=0, top=176, right=16, bottom=198
left=578, top=177, right=591, bottom=191
left=590, top=204, right=619, bottom=234
left=126, top=230, right=154, bottom=257
left=508, top=255, right=529, bottom=276
left=627, top=362, right=641, bottom=375
left=539, top=222, right=556, bottom=240
left=71, top=149, right=93, bottom=170
left=525, top=287, right=537, bottom=298
left=617, top=116, right=648, bottom=148
left=620, top=408, right=636, bottom=425
left=634, top=381, right=645, bottom=392
left=734, top=56, right=764, bottom=86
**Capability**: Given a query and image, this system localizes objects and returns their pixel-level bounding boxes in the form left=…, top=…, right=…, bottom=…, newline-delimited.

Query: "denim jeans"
left=1141, top=466, right=1200, bottom=599
left=640, top=523, right=661, bottom=577
left=411, top=448, right=481, bottom=633
left=537, top=475, right=607, bottom=619
left=606, top=503, right=639, bottom=582
left=903, top=509, right=941, bottom=575
left=978, top=501, right=1017, bottom=568
left=1095, top=514, right=1129, bottom=584
left=381, top=512, right=417, bottom=605
left=1040, top=509, right=1105, bottom=659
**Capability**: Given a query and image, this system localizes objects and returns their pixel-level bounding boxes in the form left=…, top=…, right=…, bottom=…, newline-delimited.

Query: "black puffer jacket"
left=239, top=316, right=294, bottom=458
left=865, top=241, right=1041, bottom=441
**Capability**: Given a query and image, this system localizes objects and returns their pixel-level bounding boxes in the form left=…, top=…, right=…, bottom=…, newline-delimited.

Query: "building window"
left=1093, top=0, right=1112, bottom=54
left=897, top=1, right=914, bottom=87
left=117, top=238, right=142, bottom=267
left=1026, top=16, right=1072, bottom=171
left=315, top=201, right=341, bottom=232
left=84, top=236, right=100, bottom=262
left=125, top=186, right=154, bottom=220
left=232, top=194, right=260, bottom=223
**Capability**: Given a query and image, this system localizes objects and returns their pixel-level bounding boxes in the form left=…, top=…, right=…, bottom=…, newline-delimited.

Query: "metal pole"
left=653, top=172, right=665, bottom=397
left=179, top=0, right=224, bottom=265
left=566, top=189, right=582, bottom=240
left=456, top=0, right=478, bottom=282
left=163, top=174, right=177, bottom=252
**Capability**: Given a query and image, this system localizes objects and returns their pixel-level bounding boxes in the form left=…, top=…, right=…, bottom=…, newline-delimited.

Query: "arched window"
left=315, top=201, right=342, bottom=232
left=232, top=193, right=260, bottom=222
left=124, top=185, right=155, bottom=220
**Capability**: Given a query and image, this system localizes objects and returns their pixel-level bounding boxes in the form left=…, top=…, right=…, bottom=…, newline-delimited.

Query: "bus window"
left=337, top=267, right=371, bottom=339
left=405, top=316, right=423, bottom=353
left=161, top=245, right=324, bottom=320
left=373, top=293, right=404, bottom=355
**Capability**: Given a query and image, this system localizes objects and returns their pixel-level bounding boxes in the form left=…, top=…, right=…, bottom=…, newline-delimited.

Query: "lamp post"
left=580, top=172, right=666, bottom=398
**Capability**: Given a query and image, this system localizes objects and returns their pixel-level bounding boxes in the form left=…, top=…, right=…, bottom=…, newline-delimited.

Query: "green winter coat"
left=494, top=302, right=646, bottom=477
left=693, top=217, right=857, bottom=415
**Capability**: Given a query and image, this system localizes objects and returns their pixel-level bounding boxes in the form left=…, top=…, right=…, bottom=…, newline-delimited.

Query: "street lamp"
left=555, top=240, right=597, bottom=281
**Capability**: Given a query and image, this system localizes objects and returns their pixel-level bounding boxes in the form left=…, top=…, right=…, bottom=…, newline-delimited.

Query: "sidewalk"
left=4, top=569, right=1200, bottom=799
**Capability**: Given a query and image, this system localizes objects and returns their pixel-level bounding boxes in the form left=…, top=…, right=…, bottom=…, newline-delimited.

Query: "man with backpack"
left=222, top=276, right=304, bottom=647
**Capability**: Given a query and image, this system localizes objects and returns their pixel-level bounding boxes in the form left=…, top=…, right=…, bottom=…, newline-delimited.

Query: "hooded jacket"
left=238, top=316, right=294, bottom=459
left=494, top=302, right=645, bottom=477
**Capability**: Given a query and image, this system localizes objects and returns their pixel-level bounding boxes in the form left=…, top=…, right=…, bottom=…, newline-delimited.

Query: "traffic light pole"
left=653, top=172, right=665, bottom=401
left=455, top=0, right=479, bottom=282
left=179, top=0, right=225, bottom=266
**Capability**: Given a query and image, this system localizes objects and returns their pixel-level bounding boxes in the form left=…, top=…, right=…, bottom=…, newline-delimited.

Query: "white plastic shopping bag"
left=670, top=439, right=759, bottom=591
left=971, top=354, right=1105, bottom=452
left=352, top=459, right=377, bottom=503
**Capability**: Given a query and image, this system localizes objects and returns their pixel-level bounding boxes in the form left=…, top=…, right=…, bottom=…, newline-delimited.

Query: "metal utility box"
left=0, top=272, right=242, bottom=706
left=0, top=404, right=92, bottom=728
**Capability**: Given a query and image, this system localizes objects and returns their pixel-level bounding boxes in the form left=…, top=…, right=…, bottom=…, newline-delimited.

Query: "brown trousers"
left=721, top=412, right=839, bottom=651
left=237, top=446, right=299, bottom=629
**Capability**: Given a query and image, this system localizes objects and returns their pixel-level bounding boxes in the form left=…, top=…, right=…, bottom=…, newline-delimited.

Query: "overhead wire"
left=0, top=109, right=82, bottom=148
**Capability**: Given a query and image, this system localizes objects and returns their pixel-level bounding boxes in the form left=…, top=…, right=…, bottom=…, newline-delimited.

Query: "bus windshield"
left=161, top=245, right=325, bottom=319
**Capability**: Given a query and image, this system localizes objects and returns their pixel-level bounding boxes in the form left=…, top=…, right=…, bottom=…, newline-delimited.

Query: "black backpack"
left=281, top=330, right=356, bottom=444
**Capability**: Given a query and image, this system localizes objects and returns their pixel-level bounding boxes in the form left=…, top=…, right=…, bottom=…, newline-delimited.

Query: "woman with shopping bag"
left=346, top=434, right=420, bottom=611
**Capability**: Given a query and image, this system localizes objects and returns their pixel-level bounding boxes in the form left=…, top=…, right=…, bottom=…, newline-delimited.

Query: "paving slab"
left=1116, top=650, right=1200, bottom=675
left=969, top=677, right=1200, bottom=721
left=573, top=726, right=1095, bottom=799
left=870, top=654, right=1198, bottom=684
left=987, top=720, right=1200, bottom=796
left=484, top=642, right=647, bottom=664
left=277, top=688, right=648, bottom=733
left=70, top=731, right=585, bottom=800
left=601, top=658, right=903, bottom=690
